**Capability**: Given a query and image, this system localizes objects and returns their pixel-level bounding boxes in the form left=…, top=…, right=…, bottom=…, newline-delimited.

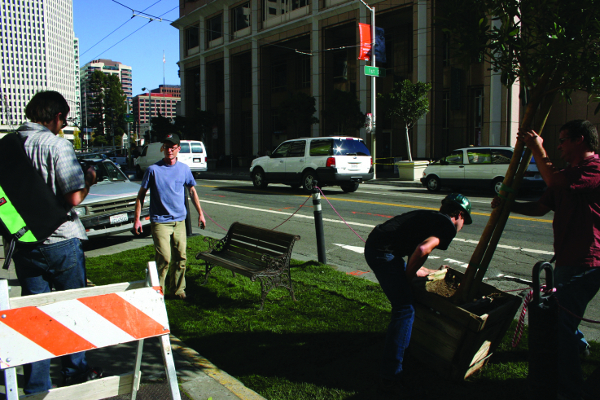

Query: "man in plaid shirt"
left=14, top=91, right=101, bottom=393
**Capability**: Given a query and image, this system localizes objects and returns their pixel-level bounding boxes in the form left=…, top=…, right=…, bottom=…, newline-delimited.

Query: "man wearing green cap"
left=364, top=193, right=472, bottom=396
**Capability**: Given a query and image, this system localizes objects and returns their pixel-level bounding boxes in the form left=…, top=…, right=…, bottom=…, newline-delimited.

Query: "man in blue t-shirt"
left=364, top=193, right=472, bottom=397
left=134, top=133, right=206, bottom=299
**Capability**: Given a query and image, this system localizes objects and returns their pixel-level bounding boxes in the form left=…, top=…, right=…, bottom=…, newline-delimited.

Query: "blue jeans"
left=13, top=238, right=89, bottom=394
left=553, top=266, right=600, bottom=398
left=364, top=245, right=414, bottom=381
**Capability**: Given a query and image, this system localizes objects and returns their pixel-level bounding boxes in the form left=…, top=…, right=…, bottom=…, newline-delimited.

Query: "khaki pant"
left=151, top=221, right=187, bottom=296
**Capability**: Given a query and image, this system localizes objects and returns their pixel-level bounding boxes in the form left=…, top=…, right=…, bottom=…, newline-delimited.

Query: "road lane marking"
left=202, top=199, right=554, bottom=256
left=198, top=184, right=552, bottom=224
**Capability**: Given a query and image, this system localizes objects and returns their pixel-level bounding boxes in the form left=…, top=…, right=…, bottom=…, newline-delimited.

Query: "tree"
left=73, top=129, right=81, bottom=150
left=378, top=80, right=431, bottom=162
left=279, top=92, right=319, bottom=136
left=104, top=74, right=127, bottom=144
left=322, top=90, right=365, bottom=134
left=88, top=70, right=106, bottom=137
left=151, top=112, right=175, bottom=142
left=439, top=0, right=600, bottom=301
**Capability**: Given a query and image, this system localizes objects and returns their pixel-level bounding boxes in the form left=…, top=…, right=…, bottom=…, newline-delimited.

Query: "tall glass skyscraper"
left=0, top=0, right=79, bottom=132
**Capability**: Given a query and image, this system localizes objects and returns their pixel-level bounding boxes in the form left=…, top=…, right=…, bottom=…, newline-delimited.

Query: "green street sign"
left=124, top=114, right=134, bottom=123
left=364, top=66, right=386, bottom=78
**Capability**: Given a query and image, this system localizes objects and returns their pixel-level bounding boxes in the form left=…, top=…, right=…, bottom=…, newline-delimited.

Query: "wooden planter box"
left=410, top=268, right=522, bottom=380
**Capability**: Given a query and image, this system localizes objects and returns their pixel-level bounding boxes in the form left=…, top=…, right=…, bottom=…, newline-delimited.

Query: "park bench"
left=195, top=222, right=301, bottom=310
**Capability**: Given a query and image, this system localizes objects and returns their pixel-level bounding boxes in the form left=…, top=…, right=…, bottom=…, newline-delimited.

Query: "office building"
left=0, top=0, right=80, bottom=135
left=132, top=85, right=181, bottom=141
left=172, top=0, right=600, bottom=166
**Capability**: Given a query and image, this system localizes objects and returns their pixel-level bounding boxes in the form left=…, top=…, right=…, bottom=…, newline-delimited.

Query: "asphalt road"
left=84, top=179, right=600, bottom=342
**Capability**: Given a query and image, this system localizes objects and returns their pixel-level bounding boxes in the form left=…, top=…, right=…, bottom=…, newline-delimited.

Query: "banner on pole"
left=358, top=23, right=372, bottom=61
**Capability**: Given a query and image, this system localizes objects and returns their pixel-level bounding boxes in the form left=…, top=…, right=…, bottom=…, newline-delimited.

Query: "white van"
left=135, top=140, right=208, bottom=178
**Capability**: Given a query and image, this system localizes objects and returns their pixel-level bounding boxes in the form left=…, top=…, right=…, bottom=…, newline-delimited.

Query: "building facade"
left=132, top=85, right=181, bottom=142
left=173, top=0, right=600, bottom=166
left=0, top=0, right=80, bottom=135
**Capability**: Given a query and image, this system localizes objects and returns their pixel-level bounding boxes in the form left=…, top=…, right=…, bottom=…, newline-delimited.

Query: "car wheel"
left=302, top=170, right=317, bottom=192
left=135, top=165, right=143, bottom=179
left=493, top=178, right=504, bottom=195
left=426, top=176, right=441, bottom=192
left=341, top=183, right=359, bottom=193
left=252, top=169, right=268, bottom=189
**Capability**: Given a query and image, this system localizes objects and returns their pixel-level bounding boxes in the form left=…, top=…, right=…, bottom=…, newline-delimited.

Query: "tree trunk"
left=405, top=124, right=413, bottom=162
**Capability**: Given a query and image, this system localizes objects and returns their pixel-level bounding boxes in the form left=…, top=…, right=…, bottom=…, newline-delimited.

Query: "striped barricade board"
left=0, top=261, right=181, bottom=400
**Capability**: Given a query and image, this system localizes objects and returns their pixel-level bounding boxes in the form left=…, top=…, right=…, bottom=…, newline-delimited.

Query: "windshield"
left=309, top=138, right=370, bottom=156
left=81, top=160, right=128, bottom=182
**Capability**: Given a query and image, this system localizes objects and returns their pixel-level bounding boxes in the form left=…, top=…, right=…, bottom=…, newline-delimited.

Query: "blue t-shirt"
left=141, top=160, right=196, bottom=223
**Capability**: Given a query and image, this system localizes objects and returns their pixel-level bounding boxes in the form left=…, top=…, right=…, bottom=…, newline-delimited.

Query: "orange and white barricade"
left=0, top=262, right=181, bottom=400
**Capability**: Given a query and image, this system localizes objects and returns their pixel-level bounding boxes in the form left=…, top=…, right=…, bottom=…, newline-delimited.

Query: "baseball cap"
left=163, top=133, right=180, bottom=146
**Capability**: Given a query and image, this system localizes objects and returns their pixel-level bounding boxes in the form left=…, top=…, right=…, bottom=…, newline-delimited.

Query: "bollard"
left=185, top=186, right=192, bottom=236
left=528, top=261, right=558, bottom=399
left=312, top=180, right=327, bottom=264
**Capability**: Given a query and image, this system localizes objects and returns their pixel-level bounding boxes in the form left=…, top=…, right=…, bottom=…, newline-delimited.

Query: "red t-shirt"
left=539, top=154, right=600, bottom=268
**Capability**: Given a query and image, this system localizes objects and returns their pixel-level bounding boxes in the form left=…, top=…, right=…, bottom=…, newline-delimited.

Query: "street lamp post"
left=141, top=87, right=152, bottom=143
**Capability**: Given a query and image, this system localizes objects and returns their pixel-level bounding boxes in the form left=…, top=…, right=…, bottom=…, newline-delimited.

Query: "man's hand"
left=491, top=196, right=502, bottom=209
left=415, top=265, right=448, bottom=278
left=84, top=166, right=97, bottom=187
left=518, top=128, right=545, bottom=153
left=133, top=219, right=143, bottom=235
left=199, top=214, right=206, bottom=230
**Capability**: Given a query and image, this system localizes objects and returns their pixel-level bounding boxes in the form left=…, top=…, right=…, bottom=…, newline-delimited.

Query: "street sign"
left=124, top=114, right=134, bottom=123
left=364, top=66, right=386, bottom=78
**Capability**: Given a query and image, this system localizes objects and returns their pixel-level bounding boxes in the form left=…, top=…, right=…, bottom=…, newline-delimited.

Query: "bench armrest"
left=256, top=253, right=289, bottom=276
left=204, top=236, right=226, bottom=253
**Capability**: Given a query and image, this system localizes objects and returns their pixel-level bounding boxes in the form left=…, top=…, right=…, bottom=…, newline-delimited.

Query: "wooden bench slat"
left=229, top=233, right=294, bottom=253
left=232, top=223, right=298, bottom=244
left=227, top=241, right=286, bottom=260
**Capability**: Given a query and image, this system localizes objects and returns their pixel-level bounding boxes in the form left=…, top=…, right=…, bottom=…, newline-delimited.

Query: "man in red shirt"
left=495, top=120, right=600, bottom=399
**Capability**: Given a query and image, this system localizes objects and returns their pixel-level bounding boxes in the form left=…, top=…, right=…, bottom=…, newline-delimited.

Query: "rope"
left=271, top=194, right=312, bottom=231
left=317, top=186, right=366, bottom=243
left=203, top=211, right=227, bottom=231
left=512, top=288, right=534, bottom=348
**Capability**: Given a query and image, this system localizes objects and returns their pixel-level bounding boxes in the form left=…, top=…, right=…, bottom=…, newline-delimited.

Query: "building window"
left=207, top=14, right=222, bottom=42
left=271, top=62, right=286, bottom=92
left=296, top=56, right=310, bottom=88
left=231, top=3, right=250, bottom=33
left=186, top=25, right=199, bottom=50
left=470, top=87, right=484, bottom=146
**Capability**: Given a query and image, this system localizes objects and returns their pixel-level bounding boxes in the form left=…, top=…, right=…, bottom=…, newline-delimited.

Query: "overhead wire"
left=89, top=3, right=177, bottom=61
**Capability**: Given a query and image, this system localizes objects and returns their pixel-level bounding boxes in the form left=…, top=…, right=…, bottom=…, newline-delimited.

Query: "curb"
left=170, top=335, right=267, bottom=400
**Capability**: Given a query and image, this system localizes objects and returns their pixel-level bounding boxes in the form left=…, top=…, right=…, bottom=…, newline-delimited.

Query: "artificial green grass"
left=85, top=235, right=600, bottom=399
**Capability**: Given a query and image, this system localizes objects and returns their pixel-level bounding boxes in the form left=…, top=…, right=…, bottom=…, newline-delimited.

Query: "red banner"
left=358, top=23, right=372, bottom=61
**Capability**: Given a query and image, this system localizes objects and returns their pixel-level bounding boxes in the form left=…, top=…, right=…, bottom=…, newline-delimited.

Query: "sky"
left=73, top=0, right=181, bottom=96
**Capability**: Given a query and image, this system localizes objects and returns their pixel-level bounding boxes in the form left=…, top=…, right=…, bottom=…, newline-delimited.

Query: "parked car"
left=136, top=140, right=208, bottom=178
left=420, top=146, right=545, bottom=194
left=75, top=157, right=151, bottom=237
left=249, top=136, right=374, bottom=192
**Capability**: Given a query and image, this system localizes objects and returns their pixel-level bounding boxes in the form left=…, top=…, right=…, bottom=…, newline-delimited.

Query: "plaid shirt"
left=17, top=122, right=87, bottom=243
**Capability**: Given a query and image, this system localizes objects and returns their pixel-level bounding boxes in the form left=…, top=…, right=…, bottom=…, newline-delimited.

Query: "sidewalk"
left=0, top=244, right=265, bottom=400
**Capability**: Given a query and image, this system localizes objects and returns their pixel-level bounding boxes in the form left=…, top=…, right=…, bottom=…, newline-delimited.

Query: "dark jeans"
left=554, top=266, right=600, bottom=398
left=13, top=238, right=89, bottom=394
left=364, top=245, right=414, bottom=381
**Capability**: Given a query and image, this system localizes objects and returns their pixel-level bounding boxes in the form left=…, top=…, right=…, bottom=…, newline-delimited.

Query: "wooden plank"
left=229, top=235, right=292, bottom=255
left=22, top=373, right=134, bottom=400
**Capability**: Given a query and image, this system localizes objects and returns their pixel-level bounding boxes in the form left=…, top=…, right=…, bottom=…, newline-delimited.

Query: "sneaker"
left=62, top=366, right=104, bottom=386
left=581, top=343, right=591, bottom=358
left=166, top=292, right=188, bottom=300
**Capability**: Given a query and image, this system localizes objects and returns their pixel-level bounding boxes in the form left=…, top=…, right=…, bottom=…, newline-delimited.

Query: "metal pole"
left=312, top=181, right=326, bottom=264
left=185, top=187, right=192, bottom=236
left=371, top=6, right=377, bottom=179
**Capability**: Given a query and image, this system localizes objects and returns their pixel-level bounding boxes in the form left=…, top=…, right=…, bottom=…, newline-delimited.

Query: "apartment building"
left=0, top=0, right=80, bottom=136
left=173, top=0, right=600, bottom=164
left=80, top=58, right=133, bottom=133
